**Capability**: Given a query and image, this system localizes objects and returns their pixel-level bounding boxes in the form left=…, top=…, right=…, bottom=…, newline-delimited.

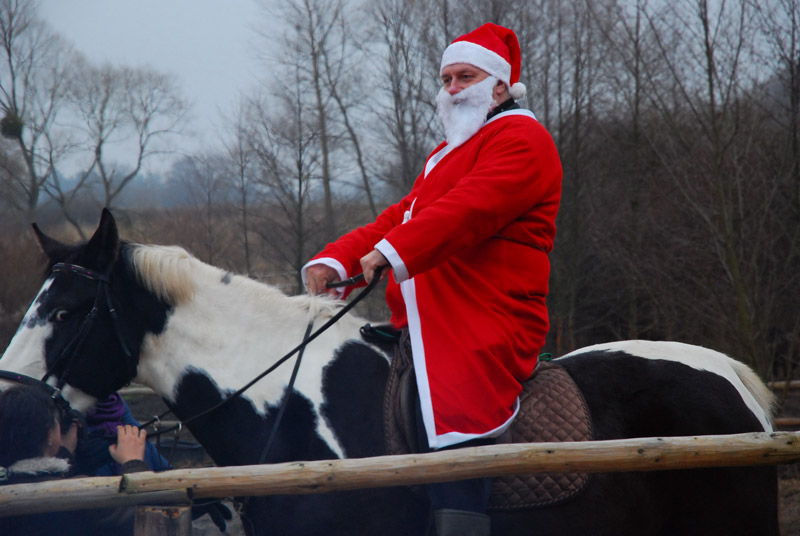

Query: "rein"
left=141, top=268, right=383, bottom=437
left=44, top=259, right=383, bottom=439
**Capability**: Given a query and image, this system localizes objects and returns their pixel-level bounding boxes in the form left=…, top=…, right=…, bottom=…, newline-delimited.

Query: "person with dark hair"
left=0, top=382, right=78, bottom=470
left=0, top=385, right=149, bottom=536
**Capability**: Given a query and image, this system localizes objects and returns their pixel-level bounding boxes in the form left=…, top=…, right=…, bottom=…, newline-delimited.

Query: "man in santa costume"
left=304, top=23, right=562, bottom=535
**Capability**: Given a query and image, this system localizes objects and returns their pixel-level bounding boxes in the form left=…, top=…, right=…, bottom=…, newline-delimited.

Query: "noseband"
left=40, top=262, right=135, bottom=391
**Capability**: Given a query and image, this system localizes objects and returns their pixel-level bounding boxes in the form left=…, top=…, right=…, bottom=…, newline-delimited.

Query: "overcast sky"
left=37, top=0, right=270, bottom=173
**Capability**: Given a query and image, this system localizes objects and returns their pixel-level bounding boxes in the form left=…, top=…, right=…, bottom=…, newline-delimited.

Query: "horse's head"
left=1, top=209, right=168, bottom=410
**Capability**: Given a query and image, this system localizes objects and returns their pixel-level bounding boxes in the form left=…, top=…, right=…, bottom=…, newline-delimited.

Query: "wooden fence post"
left=134, top=505, right=191, bottom=536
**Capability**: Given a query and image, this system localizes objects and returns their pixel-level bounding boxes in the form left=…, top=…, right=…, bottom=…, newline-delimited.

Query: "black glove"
left=191, top=498, right=233, bottom=532
left=74, top=436, right=114, bottom=475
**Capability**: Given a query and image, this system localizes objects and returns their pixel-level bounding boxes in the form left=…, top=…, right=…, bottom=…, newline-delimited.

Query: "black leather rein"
left=39, top=259, right=383, bottom=444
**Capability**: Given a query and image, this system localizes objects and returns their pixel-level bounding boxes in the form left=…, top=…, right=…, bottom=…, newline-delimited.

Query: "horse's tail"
left=730, top=358, right=776, bottom=425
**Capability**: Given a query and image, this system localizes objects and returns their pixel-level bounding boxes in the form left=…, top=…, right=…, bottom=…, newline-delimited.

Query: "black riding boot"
left=433, top=508, right=491, bottom=536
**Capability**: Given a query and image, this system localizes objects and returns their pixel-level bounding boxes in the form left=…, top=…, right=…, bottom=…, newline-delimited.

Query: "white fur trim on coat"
left=8, top=456, right=71, bottom=476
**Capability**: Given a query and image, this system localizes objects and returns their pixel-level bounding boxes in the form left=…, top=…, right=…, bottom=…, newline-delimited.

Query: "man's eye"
left=49, top=310, right=69, bottom=322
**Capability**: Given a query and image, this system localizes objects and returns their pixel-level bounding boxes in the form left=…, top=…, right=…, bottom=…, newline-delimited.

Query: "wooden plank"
left=123, top=431, right=800, bottom=499
left=775, top=417, right=800, bottom=428
left=120, top=385, right=158, bottom=397
left=0, top=475, right=188, bottom=517
left=769, top=380, right=800, bottom=390
left=0, top=432, right=798, bottom=517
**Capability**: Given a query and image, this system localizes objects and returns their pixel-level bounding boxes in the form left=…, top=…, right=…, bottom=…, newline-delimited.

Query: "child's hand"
left=108, top=425, right=147, bottom=464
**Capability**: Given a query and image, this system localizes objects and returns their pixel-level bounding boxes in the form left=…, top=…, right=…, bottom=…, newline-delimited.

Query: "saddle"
left=376, top=326, right=593, bottom=510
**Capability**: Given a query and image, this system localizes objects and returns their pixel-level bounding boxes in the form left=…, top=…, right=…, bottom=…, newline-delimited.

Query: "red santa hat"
left=440, top=23, right=526, bottom=100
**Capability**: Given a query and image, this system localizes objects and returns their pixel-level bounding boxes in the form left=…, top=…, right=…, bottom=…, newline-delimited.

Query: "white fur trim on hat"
left=440, top=41, right=511, bottom=87
left=509, top=82, right=526, bottom=100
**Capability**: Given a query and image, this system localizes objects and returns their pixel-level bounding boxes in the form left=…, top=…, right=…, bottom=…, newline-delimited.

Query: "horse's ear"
left=32, top=222, right=68, bottom=261
left=84, top=208, right=120, bottom=272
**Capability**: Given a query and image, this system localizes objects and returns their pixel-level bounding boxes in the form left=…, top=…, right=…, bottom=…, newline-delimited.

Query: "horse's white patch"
left=0, top=279, right=53, bottom=382
left=60, top=385, right=98, bottom=413
left=561, top=340, right=774, bottom=432
left=134, top=248, right=376, bottom=459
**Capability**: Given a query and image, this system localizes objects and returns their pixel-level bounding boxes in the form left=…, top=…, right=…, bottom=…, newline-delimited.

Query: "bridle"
left=40, top=262, right=135, bottom=391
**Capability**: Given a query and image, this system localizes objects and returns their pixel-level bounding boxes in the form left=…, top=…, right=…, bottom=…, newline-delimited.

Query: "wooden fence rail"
left=1, top=431, right=799, bottom=518
left=769, top=380, right=800, bottom=390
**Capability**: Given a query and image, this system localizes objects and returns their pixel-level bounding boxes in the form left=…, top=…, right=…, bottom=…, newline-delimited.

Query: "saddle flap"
left=489, top=360, right=594, bottom=510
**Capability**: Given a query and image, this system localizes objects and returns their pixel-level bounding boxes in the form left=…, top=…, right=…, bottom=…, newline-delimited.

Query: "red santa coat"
left=304, top=109, right=562, bottom=449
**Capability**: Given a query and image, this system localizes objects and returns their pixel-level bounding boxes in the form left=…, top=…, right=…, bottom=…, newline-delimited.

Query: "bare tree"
left=370, top=0, right=440, bottom=194
left=170, top=154, right=232, bottom=266
left=634, top=0, right=788, bottom=373
left=259, top=0, right=346, bottom=241
left=246, top=62, right=326, bottom=293
left=319, top=11, right=378, bottom=218
left=752, top=0, right=800, bottom=215
left=751, top=0, right=800, bottom=380
left=0, top=0, right=74, bottom=220
left=55, top=63, right=187, bottom=237
left=223, top=102, right=259, bottom=276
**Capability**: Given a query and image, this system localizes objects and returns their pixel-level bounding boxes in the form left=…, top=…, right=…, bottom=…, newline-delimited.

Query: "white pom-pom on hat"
left=509, top=82, right=526, bottom=100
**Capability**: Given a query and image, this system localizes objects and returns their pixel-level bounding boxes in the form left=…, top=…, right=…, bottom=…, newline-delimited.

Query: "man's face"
left=440, top=63, right=490, bottom=95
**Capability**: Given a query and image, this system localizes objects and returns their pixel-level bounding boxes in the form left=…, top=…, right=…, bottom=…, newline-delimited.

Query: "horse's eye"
left=49, top=310, right=69, bottom=323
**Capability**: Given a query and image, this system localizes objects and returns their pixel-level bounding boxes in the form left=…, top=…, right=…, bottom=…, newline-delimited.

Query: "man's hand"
left=305, top=264, right=341, bottom=296
left=360, top=250, right=389, bottom=285
left=109, top=425, right=147, bottom=464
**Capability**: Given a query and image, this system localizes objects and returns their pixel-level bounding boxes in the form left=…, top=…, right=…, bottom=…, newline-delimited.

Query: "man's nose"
left=448, top=83, right=462, bottom=95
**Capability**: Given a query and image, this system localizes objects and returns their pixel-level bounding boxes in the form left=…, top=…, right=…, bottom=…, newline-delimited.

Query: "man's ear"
left=494, top=81, right=509, bottom=100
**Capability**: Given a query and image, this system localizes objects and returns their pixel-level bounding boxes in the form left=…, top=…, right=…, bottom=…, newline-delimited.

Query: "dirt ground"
left=128, top=389, right=800, bottom=535
left=776, top=386, right=800, bottom=535
left=780, top=471, right=800, bottom=535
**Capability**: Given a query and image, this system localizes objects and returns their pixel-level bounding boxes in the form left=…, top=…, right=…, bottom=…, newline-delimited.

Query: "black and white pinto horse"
left=0, top=210, right=779, bottom=535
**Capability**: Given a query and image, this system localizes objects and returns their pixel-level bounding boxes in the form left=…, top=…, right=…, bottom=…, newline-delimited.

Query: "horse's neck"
left=136, top=273, right=364, bottom=419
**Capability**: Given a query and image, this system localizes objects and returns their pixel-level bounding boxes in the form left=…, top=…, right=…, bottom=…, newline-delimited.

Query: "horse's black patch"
left=545, top=350, right=779, bottom=536
left=320, top=341, right=390, bottom=458
left=221, top=272, right=233, bottom=285
left=556, top=350, right=765, bottom=439
left=173, top=364, right=428, bottom=536
left=170, top=368, right=338, bottom=466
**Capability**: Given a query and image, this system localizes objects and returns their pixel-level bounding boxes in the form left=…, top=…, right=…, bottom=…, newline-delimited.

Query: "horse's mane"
left=127, top=244, right=197, bottom=305
left=125, top=243, right=343, bottom=318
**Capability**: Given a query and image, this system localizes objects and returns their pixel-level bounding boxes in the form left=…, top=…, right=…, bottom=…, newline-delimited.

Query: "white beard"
left=436, top=75, right=497, bottom=147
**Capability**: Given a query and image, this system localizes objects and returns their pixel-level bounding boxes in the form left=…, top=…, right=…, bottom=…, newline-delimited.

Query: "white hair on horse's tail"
left=729, top=358, right=776, bottom=422
left=128, top=244, right=196, bottom=305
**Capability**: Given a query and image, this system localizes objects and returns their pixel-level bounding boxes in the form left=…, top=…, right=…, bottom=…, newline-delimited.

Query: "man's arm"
left=303, top=182, right=422, bottom=295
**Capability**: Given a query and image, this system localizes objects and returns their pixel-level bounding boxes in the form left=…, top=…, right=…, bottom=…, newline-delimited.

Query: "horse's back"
left=522, top=344, right=779, bottom=536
